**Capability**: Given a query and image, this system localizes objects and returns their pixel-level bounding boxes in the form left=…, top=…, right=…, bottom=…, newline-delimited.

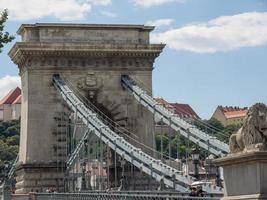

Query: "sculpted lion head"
left=230, top=103, right=267, bottom=153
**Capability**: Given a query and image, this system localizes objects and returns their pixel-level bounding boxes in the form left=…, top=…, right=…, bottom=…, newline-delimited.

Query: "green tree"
left=6, top=135, right=19, bottom=146
left=4, top=125, right=19, bottom=137
left=207, top=118, right=224, bottom=131
left=156, top=133, right=195, bottom=159
left=222, top=124, right=241, bottom=138
left=194, top=118, right=224, bottom=134
left=0, top=120, right=20, bottom=170
left=155, top=118, right=243, bottom=161
left=0, top=9, right=15, bottom=53
left=0, top=140, right=17, bottom=163
left=155, top=133, right=169, bottom=155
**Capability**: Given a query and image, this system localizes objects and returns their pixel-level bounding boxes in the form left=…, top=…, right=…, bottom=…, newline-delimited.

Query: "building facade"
left=211, top=106, right=248, bottom=126
left=0, top=87, right=21, bottom=121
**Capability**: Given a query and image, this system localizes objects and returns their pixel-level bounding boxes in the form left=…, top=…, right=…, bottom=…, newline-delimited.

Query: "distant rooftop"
left=0, top=87, right=21, bottom=105
left=218, top=105, right=248, bottom=119
left=171, top=103, right=200, bottom=119
left=12, top=95, right=21, bottom=105
left=155, top=98, right=173, bottom=109
left=155, top=98, right=199, bottom=119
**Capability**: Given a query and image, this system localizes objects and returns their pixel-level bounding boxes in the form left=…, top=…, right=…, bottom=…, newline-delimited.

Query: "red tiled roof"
left=0, top=87, right=21, bottom=105
left=12, top=94, right=21, bottom=105
left=154, top=98, right=173, bottom=109
left=155, top=98, right=199, bottom=119
left=219, top=106, right=248, bottom=119
left=170, top=103, right=200, bottom=119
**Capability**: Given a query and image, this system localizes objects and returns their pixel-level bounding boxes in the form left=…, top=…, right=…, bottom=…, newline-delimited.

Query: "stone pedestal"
left=215, top=151, right=267, bottom=200
left=15, top=163, right=65, bottom=194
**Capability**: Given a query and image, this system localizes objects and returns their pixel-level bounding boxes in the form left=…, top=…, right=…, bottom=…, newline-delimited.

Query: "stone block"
left=215, top=151, right=267, bottom=200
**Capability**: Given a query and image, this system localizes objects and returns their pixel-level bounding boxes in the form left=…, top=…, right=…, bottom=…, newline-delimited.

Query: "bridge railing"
left=22, top=192, right=221, bottom=200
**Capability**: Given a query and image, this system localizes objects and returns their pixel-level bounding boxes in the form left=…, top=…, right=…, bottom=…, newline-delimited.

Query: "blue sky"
left=0, top=0, right=267, bottom=119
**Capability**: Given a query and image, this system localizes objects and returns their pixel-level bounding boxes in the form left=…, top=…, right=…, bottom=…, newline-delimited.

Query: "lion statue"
left=229, top=103, right=267, bottom=153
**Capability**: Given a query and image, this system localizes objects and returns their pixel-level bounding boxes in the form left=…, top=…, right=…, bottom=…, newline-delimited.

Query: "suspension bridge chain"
left=121, top=75, right=229, bottom=156
left=52, top=74, right=223, bottom=195
left=132, top=76, right=230, bottom=141
left=66, top=129, right=91, bottom=170
left=0, top=155, right=18, bottom=199
left=7, top=155, right=18, bottom=180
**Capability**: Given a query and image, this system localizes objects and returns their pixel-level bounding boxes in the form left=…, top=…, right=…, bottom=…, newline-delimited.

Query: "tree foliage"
left=155, top=133, right=194, bottom=159
left=156, top=119, right=242, bottom=160
left=194, top=118, right=241, bottom=143
left=0, top=9, right=15, bottom=53
left=0, top=120, right=20, bottom=171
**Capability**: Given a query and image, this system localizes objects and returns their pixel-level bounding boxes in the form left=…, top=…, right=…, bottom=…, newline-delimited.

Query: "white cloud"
left=146, top=18, right=174, bottom=28
left=133, top=0, right=183, bottom=8
left=85, top=0, right=111, bottom=5
left=100, top=11, right=117, bottom=18
left=0, top=0, right=111, bottom=21
left=0, top=75, right=21, bottom=100
left=151, top=12, right=267, bottom=53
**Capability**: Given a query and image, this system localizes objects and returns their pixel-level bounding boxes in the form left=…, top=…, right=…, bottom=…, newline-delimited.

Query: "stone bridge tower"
left=9, top=23, right=164, bottom=193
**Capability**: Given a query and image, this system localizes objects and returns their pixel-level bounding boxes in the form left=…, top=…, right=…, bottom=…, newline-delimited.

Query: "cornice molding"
left=9, top=42, right=165, bottom=66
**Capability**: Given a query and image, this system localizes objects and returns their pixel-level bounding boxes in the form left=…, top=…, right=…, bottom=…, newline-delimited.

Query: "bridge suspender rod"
left=52, top=74, right=223, bottom=195
left=121, top=75, right=229, bottom=156
left=66, top=129, right=91, bottom=170
left=106, top=142, right=110, bottom=189
left=114, top=140, right=118, bottom=188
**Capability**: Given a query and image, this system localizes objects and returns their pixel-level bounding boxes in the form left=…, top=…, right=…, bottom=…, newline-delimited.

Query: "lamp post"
left=191, top=146, right=200, bottom=181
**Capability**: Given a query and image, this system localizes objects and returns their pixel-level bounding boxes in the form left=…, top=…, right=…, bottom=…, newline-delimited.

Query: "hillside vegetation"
left=156, top=118, right=241, bottom=159
left=0, top=120, right=20, bottom=171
